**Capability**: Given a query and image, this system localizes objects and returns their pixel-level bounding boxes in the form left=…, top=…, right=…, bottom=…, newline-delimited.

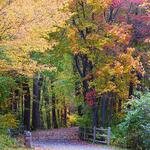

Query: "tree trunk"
left=32, top=74, right=41, bottom=130
left=118, top=99, right=122, bottom=112
left=93, top=101, right=98, bottom=127
left=57, top=109, right=60, bottom=128
left=129, top=81, right=134, bottom=97
left=109, top=98, right=113, bottom=126
left=64, top=104, right=67, bottom=127
left=101, top=95, right=107, bottom=127
left=51, top=81, right=58, bottom=128
left=43, top=78, right=51, bottom=129
left=23, top=83, right=31, bottom=131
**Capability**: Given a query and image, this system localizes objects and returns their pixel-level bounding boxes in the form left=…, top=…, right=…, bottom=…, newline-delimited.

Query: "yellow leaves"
left=114, top=61, right=124, bottom=75
left=0, top=0, right=71, bottom=77
left=87, top=0, right=112, bottom=12
left=0, top=113, right=19, bottom=129
left=102, top=81, right=116, bottom=93
left=127, top=47, right=135, bottom=55
left=67, top=27, right=77, bottom=40
left=86, top=33, right=101, bottom=41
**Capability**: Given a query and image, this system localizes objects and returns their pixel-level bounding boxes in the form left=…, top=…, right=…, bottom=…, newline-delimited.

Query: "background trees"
left=0, top=0, right=149, bottom=149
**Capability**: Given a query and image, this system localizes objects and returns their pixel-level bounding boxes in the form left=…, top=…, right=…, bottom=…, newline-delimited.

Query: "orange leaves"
left=114, top=61, right=124, bottom=75
left=107, top=23, right=133, bottom=45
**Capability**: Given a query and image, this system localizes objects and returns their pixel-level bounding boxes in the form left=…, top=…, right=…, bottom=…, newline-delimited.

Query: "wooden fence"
left=79, top=127, right=111, bottom=145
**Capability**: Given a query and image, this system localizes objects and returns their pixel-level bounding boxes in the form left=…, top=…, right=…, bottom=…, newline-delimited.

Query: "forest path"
left=33, top=140, right=115, bottom=150
left=32, top=127, right=116, bottom=150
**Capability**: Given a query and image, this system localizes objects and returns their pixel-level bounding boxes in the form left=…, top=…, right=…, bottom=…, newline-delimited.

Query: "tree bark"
left=23, top=83, right=31, bottom=131
left=64, top=104, right=67, bottom=127
left=118, top=99, right=122, bottom=112
left=129, top=81, right=134, bottom=97
left=93, top=101, right=98, bottom=127
left=51, top=81, right=58, bottom=128
left=101, top=95, right=107, bottom=127
left=32, top=74, right=41, bottom=130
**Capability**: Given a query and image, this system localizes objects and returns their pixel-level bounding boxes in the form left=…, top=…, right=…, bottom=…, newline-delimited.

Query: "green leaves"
left=118, top=93, right=150, bottom=149
left=0, top=77, right=16, bottom=102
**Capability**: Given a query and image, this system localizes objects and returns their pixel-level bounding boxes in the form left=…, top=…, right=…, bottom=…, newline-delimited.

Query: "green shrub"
left=112, top=93, right=150, bottom=149
left=76, top=108, right=93, bottom=127
left=0, top=113, right=19, bottom=149
left=0, top=134, right=17, bottom=149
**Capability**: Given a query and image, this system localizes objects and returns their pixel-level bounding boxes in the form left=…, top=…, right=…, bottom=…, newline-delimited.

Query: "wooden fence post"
left=107, top=127, right=111, bottom=145
left=93, top=126, right=96, bottom=143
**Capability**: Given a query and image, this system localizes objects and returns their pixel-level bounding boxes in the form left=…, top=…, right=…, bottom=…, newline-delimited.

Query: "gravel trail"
left=33, top=140, right=116, bottom=150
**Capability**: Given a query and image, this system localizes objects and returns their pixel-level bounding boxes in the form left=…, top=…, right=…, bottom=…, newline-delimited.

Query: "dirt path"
left=33, top=140, right=115, bottom=150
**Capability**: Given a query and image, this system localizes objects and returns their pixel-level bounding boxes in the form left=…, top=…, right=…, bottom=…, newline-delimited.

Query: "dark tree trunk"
left=23, top=83, right=31, bottom=131
left=21, top=94, right=24, bottom=123
left=12, top=90, right=18, bottom=113
left=46, top=111, right=51, bottom=129
left=93, top=101, right=98, bottom=127
left=129, top=81, right=134, bottom=97
left=74, top=54, right=92, bottom=99
left=51, top=82, right=58, bottom=129
left=60, top=109, right=63, bottom=127
left=57, top=109, right=60, bottom=128
left=32, top=74, right=41, bottom=130
left=113, top=99, right=117, bottom=113
left=43, top=78, right=51, bottom=129
left=118, top=99, right=122, bottom=112
left=109, top=98, right=113, bottom=126
left=45, top=97, right=51, bottom=129
left=78, top=105, right=82, bottom=116
left=64, top=104, right=67, bottom=127
left=101, top=95, right=107, bottom=127
left=52, top=94, right=58, bottom=128
left=40, top=97, right=44, bottom=129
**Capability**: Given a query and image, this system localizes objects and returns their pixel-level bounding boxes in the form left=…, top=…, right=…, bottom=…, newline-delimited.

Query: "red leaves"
left=129, top=0, right=144, bottom=4
left=111, top=0, right=123, bottom=8
left=85, top=89, right=96, bottom=107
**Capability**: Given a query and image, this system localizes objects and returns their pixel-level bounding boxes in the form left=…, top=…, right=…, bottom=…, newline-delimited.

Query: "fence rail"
left=79, top=127, right=111, bottom=145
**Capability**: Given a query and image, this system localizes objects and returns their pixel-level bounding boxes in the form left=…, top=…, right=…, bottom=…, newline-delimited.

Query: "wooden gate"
left=79, top=127, right=111, bottom=145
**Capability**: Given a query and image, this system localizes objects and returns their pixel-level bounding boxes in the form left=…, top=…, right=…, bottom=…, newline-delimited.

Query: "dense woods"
left=0, top=0, right=150, bottom=149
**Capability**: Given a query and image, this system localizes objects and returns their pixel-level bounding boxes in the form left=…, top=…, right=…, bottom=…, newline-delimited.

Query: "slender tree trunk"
left=51, top=81, right=58, bottom=128
left=101, top=95, right=107, bottom=127
left=93, top=101, right=98, bottom=127
left=118, top=99, right=122, bottom=112
left=32, top=74, right=41, bottom=130
left=64, top=104, right=67, bottom=127
left=43, top=78, right=51, bottom=129
left=21, top=93, right=24, bottom=123
left=40, top=96, right=44, bottom=129
left=57, top=109, right=60, bottom=128
left=52, top=94, right=58, bottom=128
left=13, top=89, right=19, bottom=112
left=60, top=109, right=63, bottom=127
left=109, top=98, right=113, bottom=126
left=129, top=81, right=134, bottom=97
left=23, top=83, right=31, bottom=131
